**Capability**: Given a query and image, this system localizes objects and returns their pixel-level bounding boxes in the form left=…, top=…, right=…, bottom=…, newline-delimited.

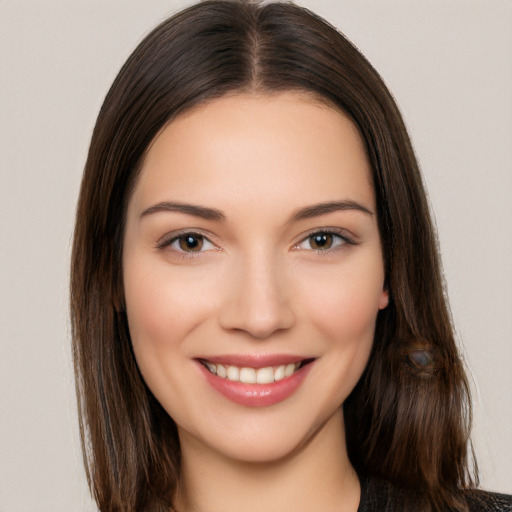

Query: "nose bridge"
left=219, top=245, right=295, bottom=338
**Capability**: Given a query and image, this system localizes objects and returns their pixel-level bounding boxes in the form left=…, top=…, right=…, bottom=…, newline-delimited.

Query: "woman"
left=70, top=1, right=511, bottom=511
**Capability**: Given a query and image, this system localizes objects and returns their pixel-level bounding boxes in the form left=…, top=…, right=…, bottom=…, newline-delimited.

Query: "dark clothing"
left=358, top=475, right=512, bottom=512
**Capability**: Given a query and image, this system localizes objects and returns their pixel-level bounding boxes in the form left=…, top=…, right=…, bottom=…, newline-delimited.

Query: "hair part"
left=71, top=2, right=476, bottom=511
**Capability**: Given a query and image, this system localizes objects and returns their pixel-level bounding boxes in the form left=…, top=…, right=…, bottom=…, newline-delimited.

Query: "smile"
left=198, top=357, right=315, bottom=407
left=201, top=361, right=303, bottom=384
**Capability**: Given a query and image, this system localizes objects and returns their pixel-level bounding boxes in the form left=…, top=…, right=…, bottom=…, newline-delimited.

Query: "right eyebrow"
left=140, top=201, right=225, bottom=221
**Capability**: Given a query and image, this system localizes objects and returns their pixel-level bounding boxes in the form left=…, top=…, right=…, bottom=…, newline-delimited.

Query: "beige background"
left=0, top=1, right=511, bottom=510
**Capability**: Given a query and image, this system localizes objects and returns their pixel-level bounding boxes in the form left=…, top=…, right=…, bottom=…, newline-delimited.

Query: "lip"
left=198, top=353, right=310, bottom=368
left=197, top=356, right=315, bottom=407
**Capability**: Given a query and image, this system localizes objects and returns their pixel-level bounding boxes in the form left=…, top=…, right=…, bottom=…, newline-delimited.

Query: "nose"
left=218, top=252, right=296, bottom=339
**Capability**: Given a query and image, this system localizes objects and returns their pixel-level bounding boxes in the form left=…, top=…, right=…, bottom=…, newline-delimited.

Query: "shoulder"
left=358, top=474, right=511, bottom=512
left=464, top=489, right=512, bottom=512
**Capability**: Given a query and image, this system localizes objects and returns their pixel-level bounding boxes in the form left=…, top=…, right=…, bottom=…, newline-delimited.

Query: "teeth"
left=205, top=362, right=217, bottom=375
left=216, top=364, right=227, bottom=378
left=256, top=367, right=274, bottom=384
left=274, top=365, right=285, bottom=381
left=226, top=366, right=239, bottom=381
left=284, top=363, right=296, bottom=377
left=203, top=361, right=302, bottom=383
left=240, top=367, right=257, bottom=383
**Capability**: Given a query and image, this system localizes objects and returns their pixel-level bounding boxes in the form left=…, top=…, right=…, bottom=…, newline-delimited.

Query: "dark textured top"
left=357, top=475, right=512, bottom=512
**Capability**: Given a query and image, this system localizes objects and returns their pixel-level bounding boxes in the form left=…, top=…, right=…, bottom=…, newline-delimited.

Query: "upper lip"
left=197, top=354, right=315, bottom=368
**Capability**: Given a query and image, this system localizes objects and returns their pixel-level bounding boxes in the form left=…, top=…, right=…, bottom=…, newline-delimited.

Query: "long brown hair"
left=70, top=2, right=476, bottom=511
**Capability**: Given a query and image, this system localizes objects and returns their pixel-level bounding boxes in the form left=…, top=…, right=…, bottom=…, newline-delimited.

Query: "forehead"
left=130, top=92, right=374, bottom=216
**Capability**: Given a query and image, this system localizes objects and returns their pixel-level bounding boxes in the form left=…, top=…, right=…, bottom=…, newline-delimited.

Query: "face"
left=123, top=92, right=388, bottom=463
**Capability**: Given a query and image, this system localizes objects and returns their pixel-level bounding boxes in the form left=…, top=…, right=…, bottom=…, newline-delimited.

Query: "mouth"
left=199, top=358, right=315, bottom=384
left=197, top=356, right=316, bottom=407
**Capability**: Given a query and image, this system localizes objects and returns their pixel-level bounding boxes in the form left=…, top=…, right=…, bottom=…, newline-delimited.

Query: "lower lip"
left=198, top=362, right=313, bottom=407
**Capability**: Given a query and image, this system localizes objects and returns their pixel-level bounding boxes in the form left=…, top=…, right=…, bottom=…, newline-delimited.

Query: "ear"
left=378, top=287, right=389, bottom=310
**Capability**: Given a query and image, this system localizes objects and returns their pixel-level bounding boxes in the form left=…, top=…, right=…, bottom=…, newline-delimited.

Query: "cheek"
left=300, top=267, right=384, bottom=403
left=123, top=259, right=215, bottom=362
left=301, top=259, right=385, bottom=341
left=122, top=259, right=218, bottom=417
left=124, top=264, right=171, bottom=349
left=298, top=254, right=385, bottom=395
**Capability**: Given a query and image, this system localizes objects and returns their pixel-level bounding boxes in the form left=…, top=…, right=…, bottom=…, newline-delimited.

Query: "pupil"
left=311, top=233, right=332, bottom=250
left=179, top=234, right=203, bottom=252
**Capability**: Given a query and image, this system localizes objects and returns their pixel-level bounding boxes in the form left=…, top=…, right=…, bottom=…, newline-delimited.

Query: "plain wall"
left=0, top=1, right=510, bottom=510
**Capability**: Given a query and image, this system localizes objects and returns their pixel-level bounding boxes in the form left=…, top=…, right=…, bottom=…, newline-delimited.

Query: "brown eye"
left=309, top=233, right=334, bottom=250
left=178, top=234, right=204, bottom=252
left=295, top=231, right=350, bottom=252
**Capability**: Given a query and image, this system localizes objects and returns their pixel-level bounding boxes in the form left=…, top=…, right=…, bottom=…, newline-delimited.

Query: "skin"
left=123, top=92, right=388, bottom=512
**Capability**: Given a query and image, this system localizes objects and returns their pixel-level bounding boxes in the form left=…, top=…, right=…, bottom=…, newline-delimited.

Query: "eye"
left=296, top=231, right=351, bottom=252
left=160, top=232, right=216, bottom=254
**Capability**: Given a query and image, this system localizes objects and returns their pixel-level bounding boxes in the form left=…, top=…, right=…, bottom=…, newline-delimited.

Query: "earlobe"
left=378, top=288, right=389, bottom=310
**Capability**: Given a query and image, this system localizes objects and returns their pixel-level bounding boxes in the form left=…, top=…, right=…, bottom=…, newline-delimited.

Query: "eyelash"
left=156, top=228, right=355, bottom=258
left=156, top=229, right=217, bottom=258
left=293, top=229, right=355, bottom=254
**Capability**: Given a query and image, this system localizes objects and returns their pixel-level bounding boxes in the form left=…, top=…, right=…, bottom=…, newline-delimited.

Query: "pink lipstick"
left=196, top=354, right=315, bottom=407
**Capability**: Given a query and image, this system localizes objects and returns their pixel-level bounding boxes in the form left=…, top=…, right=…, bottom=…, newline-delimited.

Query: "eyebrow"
left=140, top=199, right=373, bottom=222
left=140, top=201, right=225, bottom=221
left=291, top=200, right=374, bottom=221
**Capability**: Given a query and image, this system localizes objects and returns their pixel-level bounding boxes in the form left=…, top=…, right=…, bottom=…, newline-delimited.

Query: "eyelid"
left=156, top=228, right=219, bottom=251
left=155, top=227, right=355, bottom=253
left=293, top=227, right=356, bottom=251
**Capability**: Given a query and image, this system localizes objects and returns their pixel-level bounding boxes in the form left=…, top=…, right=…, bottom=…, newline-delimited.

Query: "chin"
left=177, top=404, right=344, bottom=466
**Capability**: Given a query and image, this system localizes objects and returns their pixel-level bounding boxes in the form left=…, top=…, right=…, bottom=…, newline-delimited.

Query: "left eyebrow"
left=291, top=200, right=374, bottom=222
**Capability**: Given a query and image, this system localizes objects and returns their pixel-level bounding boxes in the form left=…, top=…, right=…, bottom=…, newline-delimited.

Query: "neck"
left=174, top=409, right=360, bottom=512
